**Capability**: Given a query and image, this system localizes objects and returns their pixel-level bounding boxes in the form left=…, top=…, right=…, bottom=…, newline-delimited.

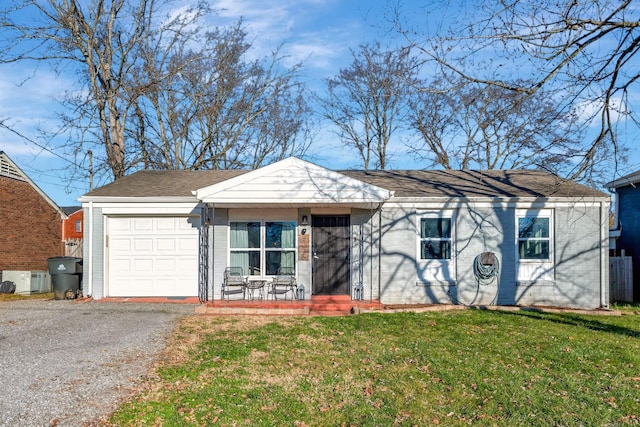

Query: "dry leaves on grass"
left=164, top=316, right=289, bottom=364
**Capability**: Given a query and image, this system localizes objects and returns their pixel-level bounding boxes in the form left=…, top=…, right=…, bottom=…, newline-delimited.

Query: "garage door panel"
left=110, top=218, right=132, bottom=232
left=156, top=218, right=177, bottom=230
left=154, top=278, right=180, bottom=294
left=178, top=237, right=198, bottom=251
left=156, top=258, right=177, bottom=272
left=132, top=258, right=154, bottom=273
left=133, top=218, right=153, bottom=231
left=108, top=216, right=199, bottom=297
left=110, top=258, right=131, bottom=272
left=111, top=238, right=131, bottom=252
left=156, top=238, right=176, bottom=251
left=177, top=257, right=197, bottom=270
left=130, top=278, right=154, bottom=296
left=134, top=238, right=154, bottom=251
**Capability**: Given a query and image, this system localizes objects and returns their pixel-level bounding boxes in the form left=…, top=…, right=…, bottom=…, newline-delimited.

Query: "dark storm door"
left=312, top=216, right=350, bottom=295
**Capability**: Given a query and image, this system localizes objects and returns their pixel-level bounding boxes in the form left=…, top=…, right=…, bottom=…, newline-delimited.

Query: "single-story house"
left=79, top=157, right=610, bottom=309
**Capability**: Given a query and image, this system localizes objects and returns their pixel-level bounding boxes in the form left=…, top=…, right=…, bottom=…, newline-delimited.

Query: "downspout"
left=368, top=206, right=380, bottom=301
left=377, top=203, right=383, bottom=301
left=87, top=201, right=93, bottom=298
left=209, top=206, right=215, bottom=302
left=600, top=200, right=608, bottom=309
left=369, top=211, right=374, bottom=301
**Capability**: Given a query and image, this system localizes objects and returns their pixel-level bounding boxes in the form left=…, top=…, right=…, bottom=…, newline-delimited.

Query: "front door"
left=312, top=216, right=350, bottom=295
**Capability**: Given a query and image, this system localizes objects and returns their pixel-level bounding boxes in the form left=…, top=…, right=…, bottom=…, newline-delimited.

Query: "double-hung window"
left=516, top=209, right=554, bottom=281
left=265, top=221, right=296, bottom=275
left=230, top=221, right=296, bottom=276
left=417, top=211, right=455, bottom=283
left=419, top=216, right=452, bottom=260
left=517, top=213, right=551, bottom=260
left=230, top=222, right=261, bottom=275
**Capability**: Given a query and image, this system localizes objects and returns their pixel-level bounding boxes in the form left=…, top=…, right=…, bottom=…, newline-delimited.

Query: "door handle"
left=313, top=252, right=319, bottom=259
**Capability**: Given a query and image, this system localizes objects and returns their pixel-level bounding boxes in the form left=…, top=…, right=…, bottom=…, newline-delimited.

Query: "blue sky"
left=1, top=0, right=409, bottom=207
left=1, top=0, right=639, bottom=206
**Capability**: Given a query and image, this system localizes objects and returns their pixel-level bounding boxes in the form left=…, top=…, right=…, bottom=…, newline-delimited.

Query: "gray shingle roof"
left=341, top=169, right=606, bottom=198
left=82, top=168, right=606, bottom=199
left=61, top=206, right=82, bottom=215
left=84, top=170, right=247, bottom=198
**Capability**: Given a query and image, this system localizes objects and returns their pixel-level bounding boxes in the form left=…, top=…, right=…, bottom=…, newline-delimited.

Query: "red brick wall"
left=0, top=176, right=63, bottom=271
left=62, top=210, right=83, bottom=240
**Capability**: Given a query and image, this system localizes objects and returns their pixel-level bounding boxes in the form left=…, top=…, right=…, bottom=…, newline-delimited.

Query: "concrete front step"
left=197, top=297, right=383, bottom=316
left=196, top=305, right=310, bottom=316
left=309, top=295, right=383, bottom=314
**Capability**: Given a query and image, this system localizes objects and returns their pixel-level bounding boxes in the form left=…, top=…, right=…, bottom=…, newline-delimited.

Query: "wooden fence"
left=64, top=238, right=83, bottom=258
left=609, top=255, right=633, bottom=303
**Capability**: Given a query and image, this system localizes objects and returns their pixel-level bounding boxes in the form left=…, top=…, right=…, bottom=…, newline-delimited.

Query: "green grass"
left=0, top=292, right=53, bottom=302
left=108, top=309, right=640, bottom=426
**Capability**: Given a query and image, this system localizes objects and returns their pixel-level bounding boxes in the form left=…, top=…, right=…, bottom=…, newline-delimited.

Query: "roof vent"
left=0, top=152, right=27, bottom=181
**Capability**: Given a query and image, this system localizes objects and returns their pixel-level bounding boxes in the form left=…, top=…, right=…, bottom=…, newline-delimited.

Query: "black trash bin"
left=47, top=257, right=83, bottom=300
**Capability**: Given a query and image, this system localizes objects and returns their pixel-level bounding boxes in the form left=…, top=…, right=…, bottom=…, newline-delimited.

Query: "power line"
left=0, top=122, right=78, bottom=166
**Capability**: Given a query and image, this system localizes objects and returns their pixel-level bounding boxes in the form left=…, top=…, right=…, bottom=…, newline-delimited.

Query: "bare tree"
left=319, top=42, right=419, bottom=169
left=0, top=0, right=174, bottom=179
left=408, top=79, right=588, bottom=175
left=128, top=22, right=312, bottom=171
left=0, top=1, right=311, bottom=181
left=393, top=0, right=639, bottom=181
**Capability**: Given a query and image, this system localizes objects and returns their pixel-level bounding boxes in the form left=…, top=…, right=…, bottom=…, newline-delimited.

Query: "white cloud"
left=0, top=65, right=75, bottom=165
left=0, top=65, right=70, bottom=121
left=575, top=95, right=630, bottom=125
left=205, top=0, right=363, bottom=75
left=286, top=40, right=340, bottom=70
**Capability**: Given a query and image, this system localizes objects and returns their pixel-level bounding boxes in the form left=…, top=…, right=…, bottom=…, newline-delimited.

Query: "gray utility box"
left=47, top=257, right=83, bottom=300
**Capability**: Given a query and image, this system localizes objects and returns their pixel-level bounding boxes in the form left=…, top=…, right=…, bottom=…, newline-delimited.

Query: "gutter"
left=377, top=203, right=383, bottom=302
left=77, top=196, right=198, bottom=204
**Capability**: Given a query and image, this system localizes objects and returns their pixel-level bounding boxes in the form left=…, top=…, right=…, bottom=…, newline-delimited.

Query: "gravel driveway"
left=0, top=299, right=196, bottom=426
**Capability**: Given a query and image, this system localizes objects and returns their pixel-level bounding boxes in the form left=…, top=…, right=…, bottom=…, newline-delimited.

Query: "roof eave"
left=210, top=201, right=386, bottom=209
left=605, top=171, right=640, bottom=190
left=388, top=195, right=610, bottom=204
left=79, top=195, right=199, bottom=204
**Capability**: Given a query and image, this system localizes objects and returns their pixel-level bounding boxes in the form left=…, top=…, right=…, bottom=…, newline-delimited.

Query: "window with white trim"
left=516, top=209, right=554, bottom=281
left=518, top=217, right=550, bottom=260
left=420, top=217, right=452, bottom=259
left=230, top=221, right=296, bottom=276
left=517, top=210, right=554, bottom=261
left=416, top=211, right=456, bottom=283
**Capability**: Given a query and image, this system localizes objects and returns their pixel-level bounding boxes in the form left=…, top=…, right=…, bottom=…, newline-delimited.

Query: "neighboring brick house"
left=62, top=206, right=83, bottom=257
left=0, top=151, right=65, bottom=273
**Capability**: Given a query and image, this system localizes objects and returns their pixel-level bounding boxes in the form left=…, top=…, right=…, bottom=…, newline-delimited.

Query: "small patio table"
left=245, top=279, right=267, bottom=300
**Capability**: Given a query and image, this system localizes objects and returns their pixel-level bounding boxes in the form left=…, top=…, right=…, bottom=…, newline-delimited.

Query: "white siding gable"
left=194, top=157, right=393, bottom=207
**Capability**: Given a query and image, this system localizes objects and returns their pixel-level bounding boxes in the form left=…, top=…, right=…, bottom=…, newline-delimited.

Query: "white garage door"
left=107, top=216, right=200, bottom=297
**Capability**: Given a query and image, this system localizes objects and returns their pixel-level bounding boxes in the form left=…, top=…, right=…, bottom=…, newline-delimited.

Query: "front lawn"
left=0, top=292, right=53, bottom=302
left=109, top=308, right=640, bottom=426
